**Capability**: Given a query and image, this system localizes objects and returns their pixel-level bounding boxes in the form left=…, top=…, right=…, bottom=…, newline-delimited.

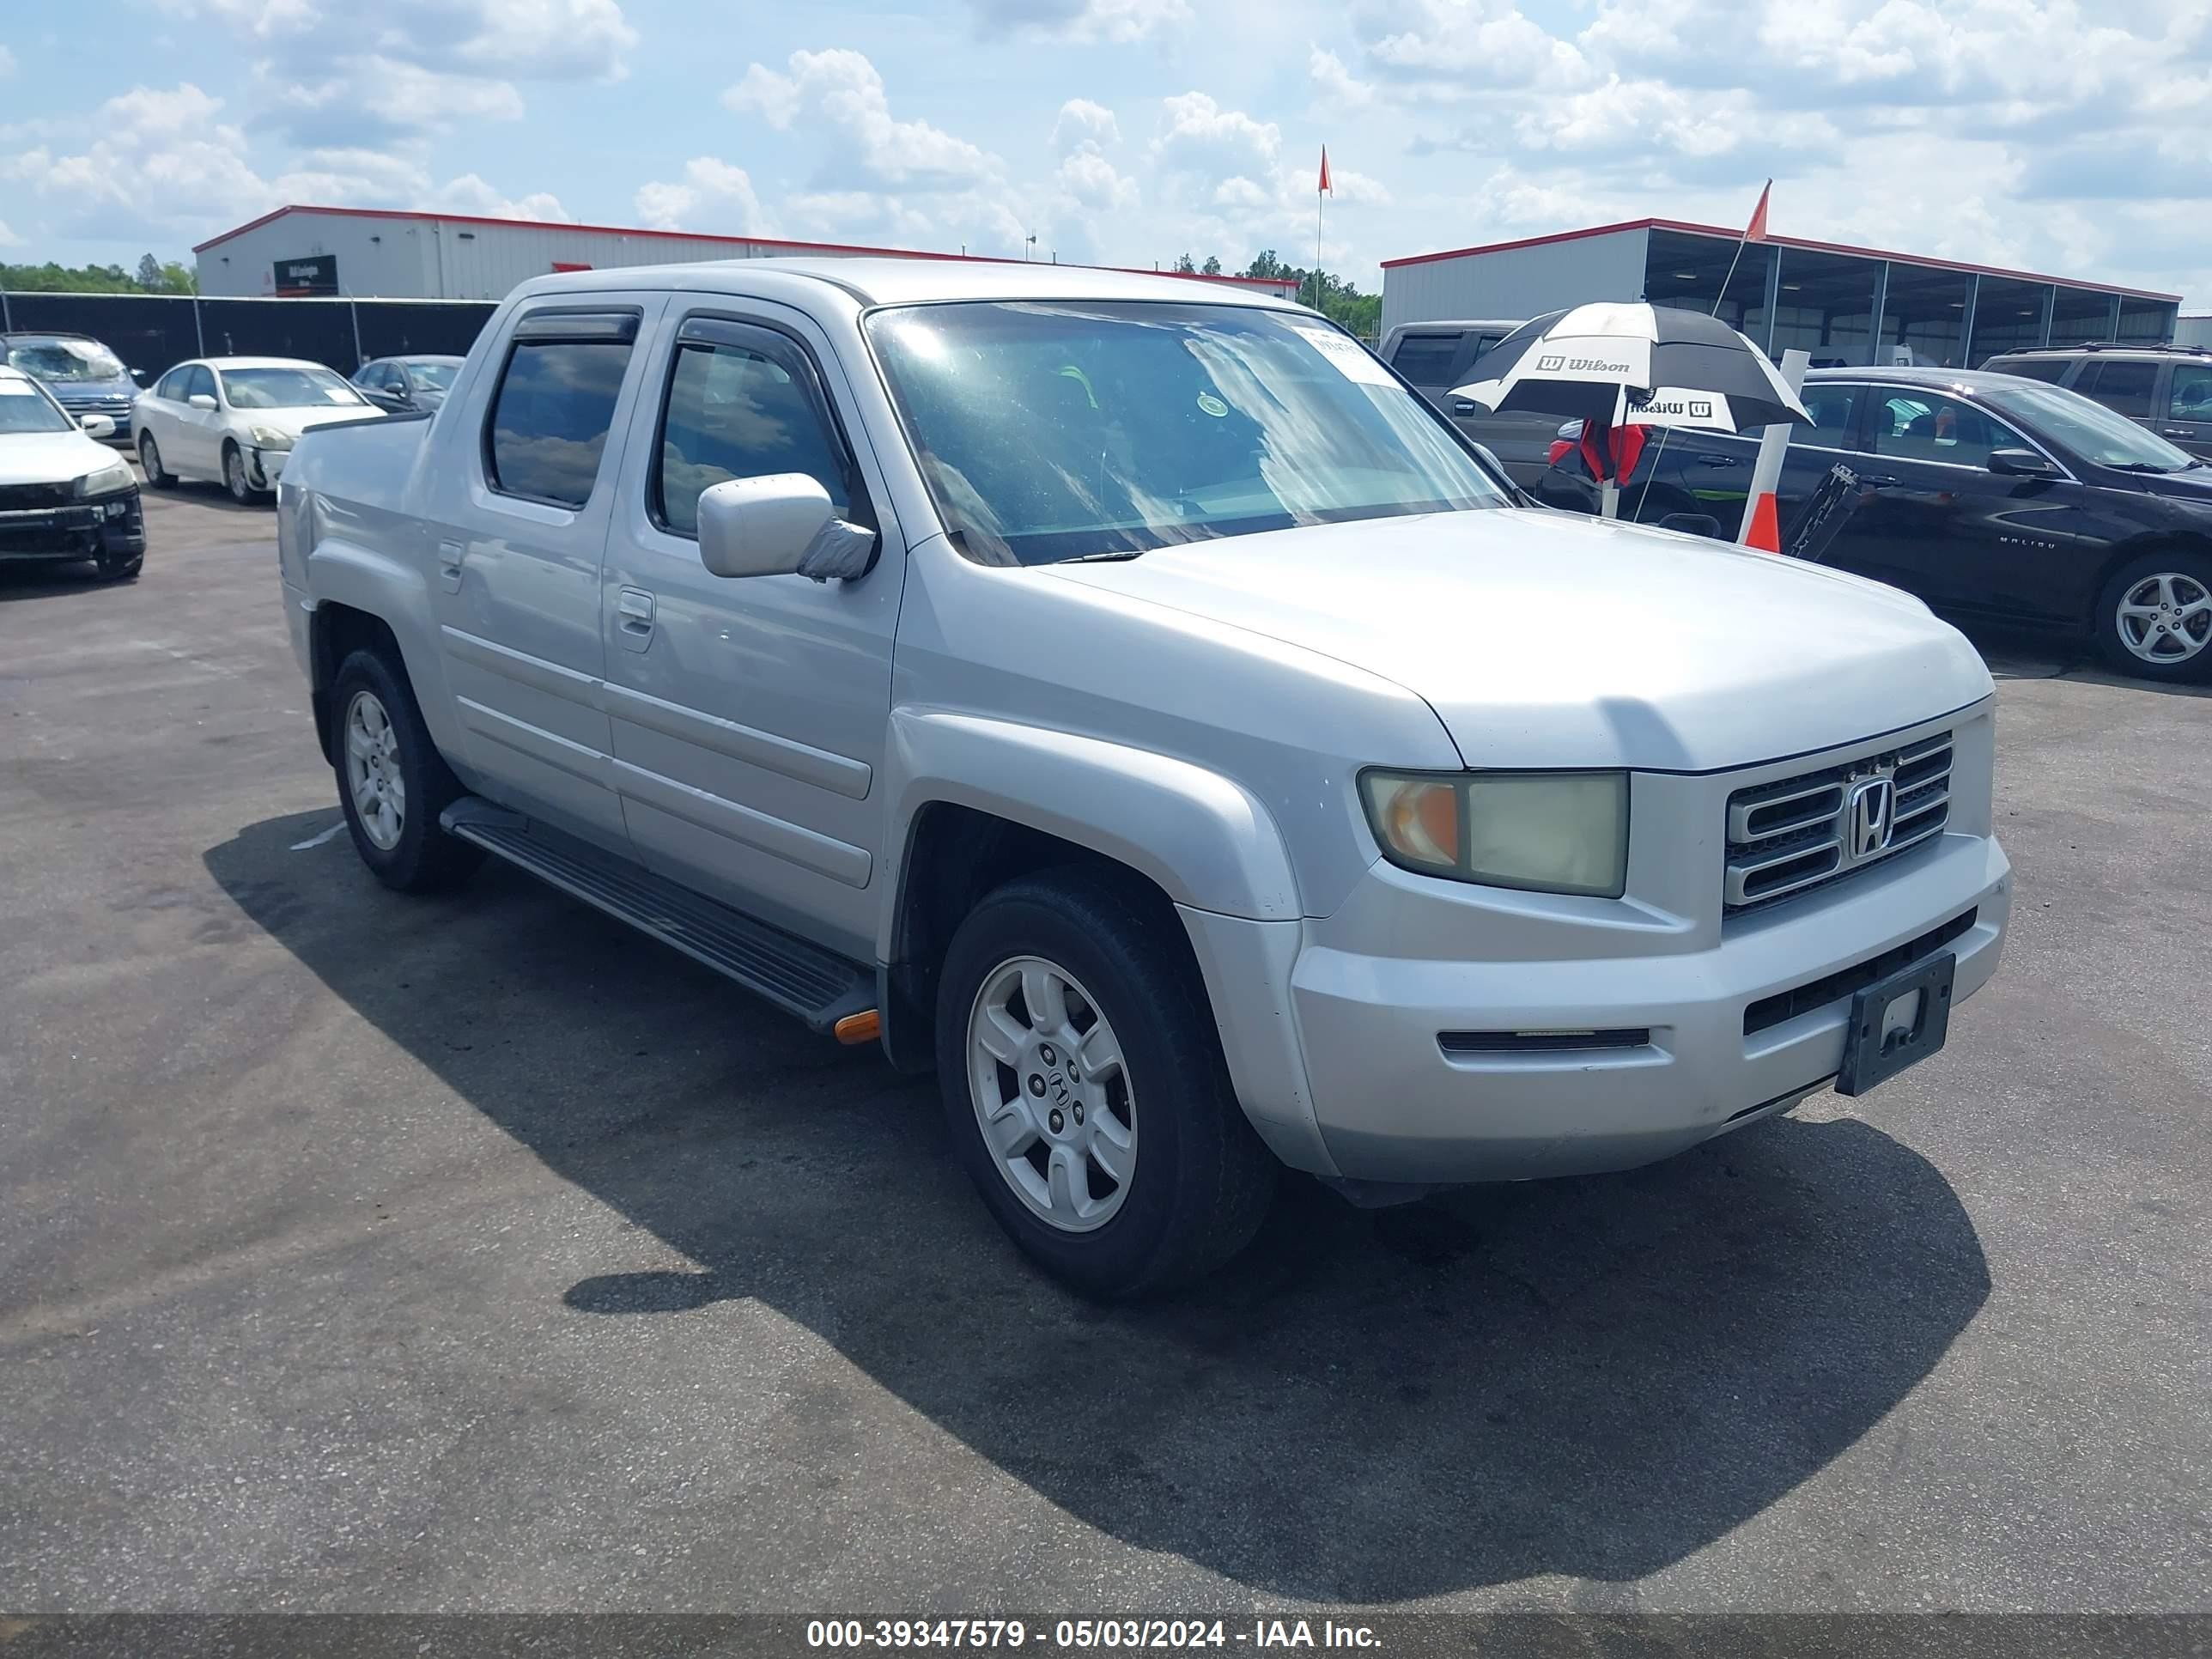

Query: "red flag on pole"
left=1744, top=179, right=1771, bottom=242
left=1318, top=146, right=1332, bottom=196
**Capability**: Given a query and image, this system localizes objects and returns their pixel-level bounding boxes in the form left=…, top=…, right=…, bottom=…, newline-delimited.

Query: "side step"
left=441, top=798, right=877, bottom=1036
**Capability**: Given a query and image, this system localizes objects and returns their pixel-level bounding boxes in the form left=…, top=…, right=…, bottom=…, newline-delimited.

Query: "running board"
left=440, top=798, right=876, bottom=1035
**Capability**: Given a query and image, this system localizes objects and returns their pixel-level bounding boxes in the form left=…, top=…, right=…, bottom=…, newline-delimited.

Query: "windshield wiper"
left=1060, top=550, right=1147, bottom=563
left=2106, top=461, right=2186, bottom=473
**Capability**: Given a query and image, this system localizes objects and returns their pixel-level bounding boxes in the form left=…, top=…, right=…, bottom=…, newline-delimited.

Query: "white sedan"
left=132, top=356, right=383, bottom=504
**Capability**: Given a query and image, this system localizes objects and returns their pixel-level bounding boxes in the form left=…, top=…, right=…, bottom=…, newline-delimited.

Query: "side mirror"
left=79, top=413, right=117, bottom=439
left=188, top=393, right=218, bottom=411
left=698, top=473, right=838, bottom=580
left=1989, top=447, right=2058, bottom=479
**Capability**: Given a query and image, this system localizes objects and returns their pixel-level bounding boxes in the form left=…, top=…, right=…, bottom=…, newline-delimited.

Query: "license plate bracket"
left=1835, top=951, right=1955, bottom=1097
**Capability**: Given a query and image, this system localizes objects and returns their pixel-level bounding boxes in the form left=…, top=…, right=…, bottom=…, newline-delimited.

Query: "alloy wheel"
left=966, top=955, right=1136, bottom=1234
left=2115, top=572, right=2212, bottom=665
left=344, top=690, right=406, bottom=851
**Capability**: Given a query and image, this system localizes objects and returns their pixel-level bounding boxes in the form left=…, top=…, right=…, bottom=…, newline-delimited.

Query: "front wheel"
left=934, top=868, right=1277, bottom=1299
left=330, top=648, right=484, bottom=892
left=222, top=443, right=257, bottom=505
left=2095, top=552, right=2212, bottom=683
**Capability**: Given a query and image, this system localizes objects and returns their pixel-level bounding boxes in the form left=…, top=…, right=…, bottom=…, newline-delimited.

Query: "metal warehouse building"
left=191, top=205, right=1302, bottom=304
left=1382, top=217, right=2181, bottom=368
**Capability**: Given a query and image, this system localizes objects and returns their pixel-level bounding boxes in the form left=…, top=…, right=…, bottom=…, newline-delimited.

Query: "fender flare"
left=881, top=708, right=1303, bottom=957
left=306, top=537, right=471, bottom=764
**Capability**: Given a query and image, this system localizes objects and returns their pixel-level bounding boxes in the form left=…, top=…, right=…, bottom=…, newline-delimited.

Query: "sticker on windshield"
left=1195, top=391, right=1229, bottom=417
left=1292, top=325, right=1395, bottom=387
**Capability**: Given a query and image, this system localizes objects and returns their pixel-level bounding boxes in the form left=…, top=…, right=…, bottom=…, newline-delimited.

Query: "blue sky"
left=2, top=0, right=2205, bottom=305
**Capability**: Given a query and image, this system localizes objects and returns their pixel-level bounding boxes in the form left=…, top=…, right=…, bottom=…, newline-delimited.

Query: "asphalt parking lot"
left=3, top=479, right=2209, bottom=1617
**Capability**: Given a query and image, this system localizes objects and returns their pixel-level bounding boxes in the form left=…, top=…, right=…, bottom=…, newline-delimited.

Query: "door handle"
left=616, top=586, right=656, bottom=652
left=1450, top=398, right=1478, bottom=416
left=1858, top=474, right=1900, bottom=489
left=1694, top=453, right=1741, bottom=467
left=2164, top=429, right=2194, bottom=439
left=437, top=540, right=465, bottom=592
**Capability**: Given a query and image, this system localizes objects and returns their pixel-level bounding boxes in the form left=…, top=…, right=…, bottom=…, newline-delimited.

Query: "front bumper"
left=0, top=490, right=145, bottom=563
left=1290, top=832, right=2008, bottom=1182
left=247, top=447, right=289, bottom=489
left=1185, top=705, right=2011, bottom=1186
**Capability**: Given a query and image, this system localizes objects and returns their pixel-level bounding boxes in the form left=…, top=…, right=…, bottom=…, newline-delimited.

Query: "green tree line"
left=1170, top=248, right=1382, bottom=341
left=0, top=254, right=198, bottom=295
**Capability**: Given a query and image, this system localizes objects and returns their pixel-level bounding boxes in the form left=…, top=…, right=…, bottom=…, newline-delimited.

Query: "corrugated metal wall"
left=1381, top=228, right=1650, bottom=335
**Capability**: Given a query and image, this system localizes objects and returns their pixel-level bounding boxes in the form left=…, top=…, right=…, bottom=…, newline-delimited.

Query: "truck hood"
left=0, top=428, right=119, bottom=487
left=1045, top=508, right=1993, bottom=772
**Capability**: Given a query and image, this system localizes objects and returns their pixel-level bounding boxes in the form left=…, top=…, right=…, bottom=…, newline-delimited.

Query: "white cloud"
left=634, top=157, right=770, bottom=234
left=433, top=173, right=569, bottom=222
left=1057, top=145, right=1139, bottom=211
left=1357, top=0, right=1590, bottom=89
left=1309, top=47, right=1375, bottom=109
left=1153, top=90, right=1280, bottom=184
left=0, top=219, right=21, bottom=248
left=969, top=0, right=1192, bottom=42
left=1053, top=98, right=1121, bottom=152
left=0, top=45, right=15, bottom=77
left=727, top=49, right=997, bottom=191
left=262, top=56, right=526, bottom=144
left=163, top=0, right=636, bottom=81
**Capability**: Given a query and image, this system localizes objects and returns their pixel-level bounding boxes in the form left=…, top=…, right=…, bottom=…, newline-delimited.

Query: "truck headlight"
left=1359, top=770, right=1629, bottom=897
left=249, top=425, right=295, bottom=451
left=76, top=460, right=137, bottom=499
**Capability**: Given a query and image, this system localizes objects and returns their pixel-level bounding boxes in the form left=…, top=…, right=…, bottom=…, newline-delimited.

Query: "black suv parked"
left=1979, top=343, right=2212, bottom=461
left=1535, top=368, right=2212, bottom=682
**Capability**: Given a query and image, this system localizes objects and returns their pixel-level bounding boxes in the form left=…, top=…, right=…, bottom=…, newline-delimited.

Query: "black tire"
left=93, top=550, right=143, bottom=583
left=137, top=433, right=173, bottom=489
left=2093, top=549, right=2212, bottom=684
left=222, top=441, right=257, bottom=505
left=934, top=866, right=1277, bottom=1299
left=330, top=647, right=484, bottom=893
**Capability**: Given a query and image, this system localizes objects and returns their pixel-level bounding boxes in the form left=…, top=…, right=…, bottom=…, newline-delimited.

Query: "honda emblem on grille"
left=1844, top=773, right=1896, bottom=862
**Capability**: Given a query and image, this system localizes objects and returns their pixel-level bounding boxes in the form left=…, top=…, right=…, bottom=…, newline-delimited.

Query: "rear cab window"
left=1996, top=358, right=2070, bottom=384
left=484, top=310, right=641, bottom=508
left=1389, top=333, right=1465, bottom=386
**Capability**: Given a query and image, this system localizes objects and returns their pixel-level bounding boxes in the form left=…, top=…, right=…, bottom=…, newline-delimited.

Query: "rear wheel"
left=2095, top=551, right=2212, bottom=683
left=934, top=867, right=1277, bottom=1299
left=331, top=647, right=484, bottom=892
left=137, top=433, right=173, bottom=489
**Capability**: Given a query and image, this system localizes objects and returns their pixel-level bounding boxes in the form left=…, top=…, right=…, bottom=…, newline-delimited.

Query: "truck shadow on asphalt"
left=207, top=810, right=1991, bottom=1603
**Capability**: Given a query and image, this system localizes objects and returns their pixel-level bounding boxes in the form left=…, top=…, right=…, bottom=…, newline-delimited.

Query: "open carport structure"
left=1381, top=218, right=2180, bottom=368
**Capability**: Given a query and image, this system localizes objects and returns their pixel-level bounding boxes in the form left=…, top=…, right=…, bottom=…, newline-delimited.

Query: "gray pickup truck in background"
left=1377, top=317, right=1567, bottom=485
left=275, top=260, right=2010, bottom=1297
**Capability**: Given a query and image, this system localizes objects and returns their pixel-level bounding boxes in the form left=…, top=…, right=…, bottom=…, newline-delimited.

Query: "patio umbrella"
left=1452, top=301, right=1809, bottom=434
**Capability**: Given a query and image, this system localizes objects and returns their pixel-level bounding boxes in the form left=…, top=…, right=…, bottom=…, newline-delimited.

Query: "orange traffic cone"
left=1743, top=490, right=1781, bottom=553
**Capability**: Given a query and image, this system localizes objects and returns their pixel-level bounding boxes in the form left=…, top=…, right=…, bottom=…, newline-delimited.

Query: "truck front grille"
left=0, top=482, right=76, bottom=512
left=1724, top=730, right=1953, bottom=913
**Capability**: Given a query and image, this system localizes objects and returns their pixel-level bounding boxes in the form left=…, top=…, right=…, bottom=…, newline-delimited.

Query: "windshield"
left=6, top=338, right=126, bottom=383
left=221, top=366, right=367, bottom=410
left=405, top=361, right=459, bottom=391
left=866, top=301, right=1509, bottom=565
left=0, top=376, right=76, bottom=434
left=1978, top=380, right=2200, bottom=471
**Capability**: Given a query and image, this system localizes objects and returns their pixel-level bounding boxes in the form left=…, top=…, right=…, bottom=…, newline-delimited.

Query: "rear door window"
left=1997, top=358, right=2069, bottom=384
left=1389, top=333, right=1464, bottom=386
left=2075, top=359, right=2160, bottom=419
left=484, top=312, right=640, bottom=508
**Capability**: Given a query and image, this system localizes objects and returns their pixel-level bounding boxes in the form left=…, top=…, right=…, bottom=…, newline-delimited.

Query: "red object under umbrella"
left=1577, top=422, right=1648, bottom=485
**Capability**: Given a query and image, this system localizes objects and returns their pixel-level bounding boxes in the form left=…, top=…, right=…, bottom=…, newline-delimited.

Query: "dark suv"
left=1534, top=368, right=2212, bottom=682
left=1979, top=343, right=2212, bottom=461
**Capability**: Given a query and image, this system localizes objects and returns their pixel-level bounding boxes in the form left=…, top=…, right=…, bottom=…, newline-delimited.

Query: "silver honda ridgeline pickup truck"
left=276, top=260, right=2011, bottom=1297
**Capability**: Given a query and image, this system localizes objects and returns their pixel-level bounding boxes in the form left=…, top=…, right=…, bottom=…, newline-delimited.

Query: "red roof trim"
left=191, top=204, right=1300, bottom=290
left=1379, top=216, right=2181, bottom=302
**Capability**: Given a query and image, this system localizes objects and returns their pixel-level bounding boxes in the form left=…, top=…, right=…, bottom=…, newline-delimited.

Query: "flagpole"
left=1630, top=179, right=1768, bottom=523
